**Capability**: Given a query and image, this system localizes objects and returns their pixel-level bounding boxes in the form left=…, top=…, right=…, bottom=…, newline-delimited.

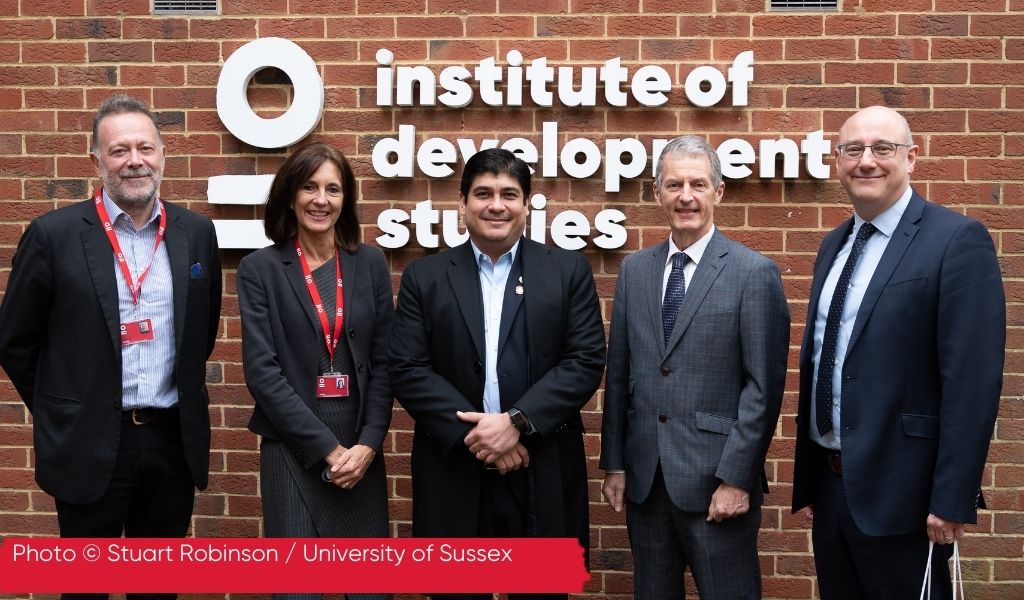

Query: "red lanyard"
left=294, top=239, right=344, bottom=367
left=93, top=188, right=167, bottom=306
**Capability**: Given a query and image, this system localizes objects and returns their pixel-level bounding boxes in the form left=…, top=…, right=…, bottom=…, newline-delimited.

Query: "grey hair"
left=654, top=135, right=723, bottom=189
left=90, top=94, right=162, bottom=152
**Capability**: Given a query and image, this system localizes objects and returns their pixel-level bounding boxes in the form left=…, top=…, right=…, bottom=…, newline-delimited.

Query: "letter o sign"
left=216, top=37, right=324, bottom=149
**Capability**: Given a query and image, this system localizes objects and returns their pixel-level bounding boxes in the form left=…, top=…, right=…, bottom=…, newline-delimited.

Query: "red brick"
left=933, top=87, right=1001, bottom=109
left=466, top=15, right=533, bottom=38
left=641, top=39, right=710, bottom=61
left=714, top=39, right=783, bottom=61
left=22, top=42, right=88, bottom=64
left=397, top=16, right=464, bottom=38
left=154, top=41, right=220, bottom=63
left=786, top=39, right=856, bottom=61
left=428, top=39, right=497, bottom=62
left=752, top=110, right=821, bottom=133
left=0, top=18, right=53, bottom=39
left=862, top=0, right=930, bottom=9
left=257, top=18, right=325, bottom=39
left=122, top=17, right=189, bottom=39
left=55, top=17, right=119, bottom=38
left=756, top=63, right=821, bottom=85
left=859, top=38, right=928, bottom=60
left=430, top=0, right=495, bottom=11
left=973, top=63, right=1024, bottom=85
left=288, top=0, right=355, bottom=14
left=899, top=14, right=969, bottom=36
left=936, top=0, right=1004, bottom=8
left=753, top=16, right=823, bottom=37
left=969, top=159, right=1024, bottom=181
left=87, top=0, right=148, bottom=14
left=826, top=15, right=895, bottom=36
left=537, top=15, right=603, bottom=37
left=568, top=40, right=636, bottom=62
left=684, top=15, right=749, bottom=37
left=221, top=0, right=287, bottom=14
left=88, top=41, right=153, bottom=63
left=121, top=65, right=185, bottom=86
left=929, top=135, right=1001, bottom=158
left=824, top=63, right=893, bottom=85
left=971, top=14, right=1024, bottom=36
left=356, top=0, right=424, bottom=13
left=643, top=0, right=711, bottom=11
left=607, top=15, right=676, bottom=37
left=190, top=18, right=257, bottom=39
left=23, top=0, right=82, bottom=15
left=898, top=62, right=968, bottom=85
left=970, top=111, right=1024, bottom=134
left=931, top=37, right=1001, bottom=60
left=857, top=87, right=929, bottom=109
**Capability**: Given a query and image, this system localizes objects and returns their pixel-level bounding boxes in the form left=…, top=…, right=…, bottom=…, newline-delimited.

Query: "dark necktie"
left=661, top=252, right=689, bottom=345
left=815, top=222, right=877, bottom=436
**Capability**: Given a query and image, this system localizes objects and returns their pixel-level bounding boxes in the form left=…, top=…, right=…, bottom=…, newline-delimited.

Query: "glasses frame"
left=836, top=142, right=913, bottom=160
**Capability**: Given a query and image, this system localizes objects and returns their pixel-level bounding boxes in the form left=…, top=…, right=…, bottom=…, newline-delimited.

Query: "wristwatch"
left=507, top=407, right=531, bottom=434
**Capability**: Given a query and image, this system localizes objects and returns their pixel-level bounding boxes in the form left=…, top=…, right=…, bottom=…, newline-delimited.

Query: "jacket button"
left=660, top=366, right=671, bottom=376
left=659, top=414, right=668, bottom=423
left=473, top=360, right=483, bottom=373
left=349, top=329, right=356, bottom=338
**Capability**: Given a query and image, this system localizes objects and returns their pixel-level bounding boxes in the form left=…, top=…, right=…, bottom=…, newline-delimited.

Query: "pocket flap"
left=695, top=412, right=736, bottom=435
left=901, top=413, right=939, bottom=438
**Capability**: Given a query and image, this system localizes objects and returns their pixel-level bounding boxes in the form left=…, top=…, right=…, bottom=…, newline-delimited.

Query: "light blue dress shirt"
left=103, top=190, right=177, bottom=410
left=472, top=239, right=521, bottom=415
left=810, top=186, right=912, bottom=450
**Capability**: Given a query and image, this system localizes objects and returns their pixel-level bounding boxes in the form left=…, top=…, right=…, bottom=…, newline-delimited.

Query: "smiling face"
left=654, top=153, right=723, bottom=250
left=292, top=160, right=344, bottom=242
left=460, top=172, right=529, bottom=261
left=90, top=111, right=165, bottom=211
left=836, top=106, right=918, bottom=221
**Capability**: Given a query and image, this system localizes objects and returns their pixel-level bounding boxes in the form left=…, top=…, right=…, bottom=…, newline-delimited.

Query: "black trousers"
left=430, top=469, right=565, bottom=600
left=56, top=415, right=195, bottom=600
left=812, top=458, right=953, bottom=600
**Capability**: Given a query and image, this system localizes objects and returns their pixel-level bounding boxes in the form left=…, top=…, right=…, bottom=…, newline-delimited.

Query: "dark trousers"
left=626, top=466, right=761, bottom=600
left=430, top=469, right=565, bottom=600
left=56, top=415, right=195, bottom=600
left=812, top=458, right=953, bottom=600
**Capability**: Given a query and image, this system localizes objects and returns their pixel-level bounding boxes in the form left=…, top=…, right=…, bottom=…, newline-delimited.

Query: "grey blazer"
left=600, top=230, right=790, bottom=512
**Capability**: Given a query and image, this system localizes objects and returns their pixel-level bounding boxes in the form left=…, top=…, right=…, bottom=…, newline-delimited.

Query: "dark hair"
left=91, top=94, right=162, bottom=152
left=459, top=148, right=531, bottom=199
left=263, top=143, right=360, bottom=251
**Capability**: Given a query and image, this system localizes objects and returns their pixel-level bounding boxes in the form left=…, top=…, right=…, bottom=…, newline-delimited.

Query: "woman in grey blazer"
left=237, top=143, right=393, bottom=600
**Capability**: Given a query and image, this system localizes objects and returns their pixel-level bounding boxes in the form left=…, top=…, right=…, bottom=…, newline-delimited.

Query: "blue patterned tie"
left=815, top=222, right=877, bottom=436
left=661, top=252, right=689, bottom=346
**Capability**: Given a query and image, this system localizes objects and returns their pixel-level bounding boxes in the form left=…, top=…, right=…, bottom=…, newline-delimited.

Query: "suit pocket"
left=880, top=277, right=927, bottom=296
left=40, top=393, right=80, bottom=423
left=695, top=412, right=735, bottom=435
left=901, top=413, right=939, bottom=438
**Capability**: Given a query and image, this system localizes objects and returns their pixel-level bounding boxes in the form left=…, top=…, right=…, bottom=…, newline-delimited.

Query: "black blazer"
left=792, top=191, right=1005, bottom=536
left=388, top=238, right=606, bottom=550
left=0, top=199, right=222, bottom=504
left=238, top=242, right=394, bottom=467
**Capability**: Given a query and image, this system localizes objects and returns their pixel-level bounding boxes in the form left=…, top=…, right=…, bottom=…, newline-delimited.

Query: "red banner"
left=0, top=537, right=589, bottom=594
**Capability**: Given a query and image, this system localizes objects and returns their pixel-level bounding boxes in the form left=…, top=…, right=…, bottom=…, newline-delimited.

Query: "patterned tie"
left=815, top=222, right=877, bottom=436
left=661, top=252, right=689, bottom=346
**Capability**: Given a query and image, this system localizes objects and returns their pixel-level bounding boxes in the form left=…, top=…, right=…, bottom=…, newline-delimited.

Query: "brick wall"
left=1, top=1, right=1022, bottom=598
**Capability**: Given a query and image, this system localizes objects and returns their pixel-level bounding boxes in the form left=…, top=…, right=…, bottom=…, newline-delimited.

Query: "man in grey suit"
left=600, top=135, right=790, bottom=599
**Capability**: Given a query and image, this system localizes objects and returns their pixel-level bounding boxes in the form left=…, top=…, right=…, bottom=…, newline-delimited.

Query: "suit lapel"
left=647, top=242, right=670, bottom=348
left=340, top=247, right=357, bottom=335
left=282, top=242, right=322, bottom=339
left=496, top=252, right=524, bottom=358
left=522, top=239, right=558, bottom=379
left=164, top=205, right=189, bottom=353
left=664, top=231, right=727, bottom=357
left=846, top=193, right=924, bottom=354
left=80, top=203, right=122, bottom=355
left=448, top=242, right=485, bottom=362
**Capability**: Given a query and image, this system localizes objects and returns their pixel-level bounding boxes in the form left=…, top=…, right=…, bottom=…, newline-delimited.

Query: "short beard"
left=101, top=166, right=161, bottom=212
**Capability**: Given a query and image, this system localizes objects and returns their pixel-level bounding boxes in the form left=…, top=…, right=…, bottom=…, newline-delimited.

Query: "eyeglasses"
left=837, top=142, right=912, bottom=160
left=300, top=182, right=343, bottom=198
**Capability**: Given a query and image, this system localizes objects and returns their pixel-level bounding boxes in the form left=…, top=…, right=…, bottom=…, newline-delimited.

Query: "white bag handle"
left=919, top=541, right=965, bottom=600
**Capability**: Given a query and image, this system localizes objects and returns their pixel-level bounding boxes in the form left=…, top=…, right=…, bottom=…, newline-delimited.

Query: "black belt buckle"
left=126, top=407, right=174, bottom=426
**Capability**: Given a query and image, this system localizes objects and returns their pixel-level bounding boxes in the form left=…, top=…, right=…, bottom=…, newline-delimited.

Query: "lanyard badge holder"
left=295, top=240, right=349, bottom=398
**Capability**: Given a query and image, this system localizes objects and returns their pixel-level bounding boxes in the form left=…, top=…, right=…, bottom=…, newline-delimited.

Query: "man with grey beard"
left=0, top=94, right=221, bottom=600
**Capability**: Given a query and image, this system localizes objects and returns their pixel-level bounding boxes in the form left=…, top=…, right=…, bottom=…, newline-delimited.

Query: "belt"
left=123, top=406, right=178, bottom=426
left=822, top=450, right=843, bottom=476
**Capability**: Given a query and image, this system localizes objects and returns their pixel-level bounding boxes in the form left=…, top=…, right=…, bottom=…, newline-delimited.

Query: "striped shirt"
left=102, top=190, right=177, bottom=409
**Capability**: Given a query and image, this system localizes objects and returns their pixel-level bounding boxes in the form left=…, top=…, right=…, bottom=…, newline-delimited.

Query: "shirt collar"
left=853, top=186, right=912, bottom=238
left=471, top=238, right=521, bottom=267
left=666, top=225, right=716, bottom=268
left=101, top=188, right=162, bottom=228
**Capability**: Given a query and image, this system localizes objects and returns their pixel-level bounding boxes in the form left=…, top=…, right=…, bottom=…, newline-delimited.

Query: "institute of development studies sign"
left=210, top=38, right=832, bottom=250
